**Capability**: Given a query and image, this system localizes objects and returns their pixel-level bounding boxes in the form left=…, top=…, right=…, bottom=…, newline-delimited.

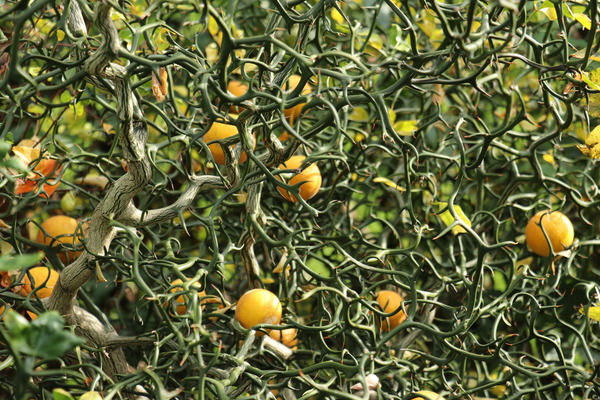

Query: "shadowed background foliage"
left=0, top=0, right=599, bottom=399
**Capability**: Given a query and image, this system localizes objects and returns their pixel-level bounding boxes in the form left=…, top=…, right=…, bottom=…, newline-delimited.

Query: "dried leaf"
left=151, top=67, right=168, bottom=103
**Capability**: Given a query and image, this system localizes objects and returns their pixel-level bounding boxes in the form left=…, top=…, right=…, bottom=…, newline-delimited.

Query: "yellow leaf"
left=570, top=49, right=600, bottom=62
left=80, top=392, right=103, bottom=400
left=330, top=8, right=345, bottom=24
left=373, top=177, right=405, bottom=192
left=539, top=6, right=557, bottom=21
left=208, top=16, right=222, bottom=45
left=436, top=202, right=472, bottom=235
left=579, top=305, right=600, bottom=321
left=542, top=151, right=555, bottom=165
left=578, top=125, right=600, bottom=158
left=573, top=13, right=591, bottom=29
left=350, top=107, right=369, bottom=121
left=56, top=29, right=65, bottom=41
left=394, top=119, right=418, bottom=136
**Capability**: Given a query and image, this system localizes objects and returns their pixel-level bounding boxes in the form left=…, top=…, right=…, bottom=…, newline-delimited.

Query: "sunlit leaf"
left=579, top=305, right=600, bottom=321
left=394, top=119, right=418, bottom=136
left=52, top=388, right=75, bottom=400
left=578, top=125, right=600, bottom=158
left=436, top=202, right=472, bottom=234
left=79, top=391, right=103, bottom=400
left=573, top=13, right=591, bottom=29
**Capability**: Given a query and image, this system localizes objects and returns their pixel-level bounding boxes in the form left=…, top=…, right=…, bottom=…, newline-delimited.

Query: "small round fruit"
left=202, top=121, right=255, bottom=165
left=413, top=391, right=445, bottom=400
left=235, top=289, right=282, bottom=336
left=227, top=80, right=249, bottom=113
left=269, top=327, right=299, bottom=349
left=375, top=290, right=406, bottom=331
left=276, top=155, right=322, bottom=203
left=169, top=278, right=207, bottom=315
left=21, top=267, right=60, bottom=299
left=525, top=210, right=574, bottom=257
left=36, top=215, right=84, bottom=263
left=283, top=74, right=311, bottom=122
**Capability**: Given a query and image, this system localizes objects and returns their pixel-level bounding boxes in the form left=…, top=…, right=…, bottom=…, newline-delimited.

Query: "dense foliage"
left=0, top=0, right=599, bottom=399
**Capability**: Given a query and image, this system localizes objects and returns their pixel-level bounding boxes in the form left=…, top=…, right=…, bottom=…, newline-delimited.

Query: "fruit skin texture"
left=21, top=267, right=60, bottom=299
left=169, top=279, right=207, bottom=315
left=227, top=80, right=249, bottom=114
left=36, top=215, right=83, bottom=264
left=414, top=391, right=445, bottom=400
left=202, top=121, right=254, bottom=165
left=525, top=210, right=574, bottom=257
left=375, top=290, right=406, bottom=331
left=269, top=327, right=299, bottom=349
left=276, top=155, right=322, bottom=203
left=235, top=289, right=282, bottom=336
left=283, top=74, right=311, bottom=122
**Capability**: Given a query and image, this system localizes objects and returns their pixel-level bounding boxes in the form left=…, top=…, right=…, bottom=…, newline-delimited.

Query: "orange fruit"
left=227, top=80, right=249, bottom=113
left=36, top=215, right=84, bottom=264
left=375, top=290, right=406, bottom=331
left=202, top=121, right=255, bottom=165
left=525, top=210, right=574, bottom=257
left=276, top=155, right=322, bottom=202
left=169, top=278, right=207, bottom=315
left=413, top=391, right=445, bottom=400
left=235, top=289, right=282, bottom=336
left=20, top=266, right=60, bottom=299
left=283, top=74, right=311, bottom=123
left=269, top=327, right=299, bottom=349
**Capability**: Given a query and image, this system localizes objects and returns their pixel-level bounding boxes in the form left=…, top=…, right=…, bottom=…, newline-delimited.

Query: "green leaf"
left=53, top=388, right=75, bottom=400
left=3, top=311, right=85, bottom=359
left=0, top=141, right=11, bottom=159
left=0, top=253, right=46, bottom=272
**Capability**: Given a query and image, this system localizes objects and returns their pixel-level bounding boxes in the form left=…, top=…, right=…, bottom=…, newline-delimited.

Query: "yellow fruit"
left=235, top=289, right=282, bottom=336
left=20, top=266, right=60, bottom=299
left=525, top=210, right=574, bottom=257
left=227, top=80, right=249, bottom=113
left=276, top=155, right=322, bottom=202
left=283, top=74, right=311, bottom=122
left=202, top=121, right=255, bottom=165
left=169, top=278, right=207, bottom=315
left=413, top=391, right=445, bottom=400
left=375, top=290, right=406, bottom=331
left=36, top=215, right=84, bottom=264
left=269, top=327, right=299, bottom=349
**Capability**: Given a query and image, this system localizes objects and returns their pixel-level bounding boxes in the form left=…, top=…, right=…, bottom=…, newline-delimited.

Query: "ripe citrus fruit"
left=269, top=327, right=299, bottom=349
left=375, top=290, right=406, bottom=331
left=202, top=121, right=255, bottom=165
left=283, top=74, right=311, bottom=123
left=414, top=391, right=445, bottom=400
left=36, top=215, right=84, bottom=264
left=20, top=266, right=60, bottom=299
left=227, top=80, right=249, bottom=114
left=276, top=155, right=322, bottom=203
left=525, top=210, right=574, bottom=257
left=169, top=278, right=207, bottom=315
left=235, top=289, right=282, bottom=336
